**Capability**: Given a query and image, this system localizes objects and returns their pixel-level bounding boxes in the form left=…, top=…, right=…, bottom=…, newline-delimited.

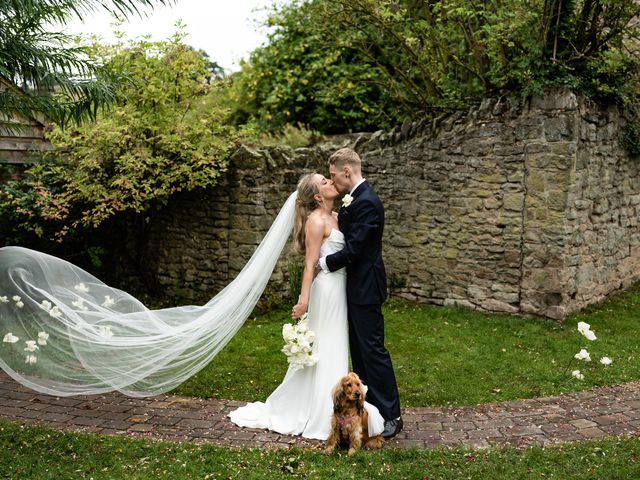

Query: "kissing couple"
left=229, top=147, right=403, bottom=440
left=0, top=148, right=402, bottom=441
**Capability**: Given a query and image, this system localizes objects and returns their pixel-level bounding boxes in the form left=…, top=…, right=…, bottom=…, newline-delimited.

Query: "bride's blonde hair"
left=294, top=173, right=320, bottom=255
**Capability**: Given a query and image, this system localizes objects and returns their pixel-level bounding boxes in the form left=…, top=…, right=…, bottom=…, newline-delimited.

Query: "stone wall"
left=109, top=90, right=640, bottom=319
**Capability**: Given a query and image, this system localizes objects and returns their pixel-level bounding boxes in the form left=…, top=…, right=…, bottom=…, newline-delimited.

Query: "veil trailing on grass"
left=0, top=192, right=297, bottom=397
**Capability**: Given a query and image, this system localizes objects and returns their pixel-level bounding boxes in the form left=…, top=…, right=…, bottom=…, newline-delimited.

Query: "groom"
left=319, top=147, right=403, bottom=439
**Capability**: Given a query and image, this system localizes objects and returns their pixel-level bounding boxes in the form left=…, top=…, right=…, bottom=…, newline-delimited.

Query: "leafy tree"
left=0, top=0, right=172, bottom=128
left=539, top=0, right=640, bottom=102
left=229, top=0, right=403, bottom=134
left=233, top=0, right=640, bottom=134
left=0, top=33, right=245, bottom=241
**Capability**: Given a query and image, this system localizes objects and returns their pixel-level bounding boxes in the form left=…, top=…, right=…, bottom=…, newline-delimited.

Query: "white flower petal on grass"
left=49, top=306, right=62, bottom=318
left=577, top=321, right=597, bottom=341
left=37, top=331, right=49, bottom=346
left=12, top=295, right=21, bottom=302
left=3, top=333, right=19, bottom=343
left=577, top=321, right=590, bottom=334
left=25, top=355, right=37, bottom=365
left=24, top=340, right=39, bottom=352
left=15, top=301, right=24, bottom=309
left=600, top=356, right=613, bottom=366
left=0, top=296, right=8, bottom=303
left=574, top=349, right=591, bottom=362
left=102, top=295, right=115, bottom=307
left=571, top=369, right=584, bottom=380
left=40, top=300, right=52, bottom=312
left=74, top=283, right=90, bottom=293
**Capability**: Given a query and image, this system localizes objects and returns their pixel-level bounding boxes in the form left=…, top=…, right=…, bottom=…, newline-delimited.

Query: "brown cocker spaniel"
left=325, top=372, right=384, bottom=455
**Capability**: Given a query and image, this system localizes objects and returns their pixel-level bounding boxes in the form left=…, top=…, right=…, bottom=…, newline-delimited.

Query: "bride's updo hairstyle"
left=294, top=173, right=320, bottom=255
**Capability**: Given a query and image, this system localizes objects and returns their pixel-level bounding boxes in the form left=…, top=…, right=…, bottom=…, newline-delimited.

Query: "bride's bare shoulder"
left=305, top=212, right=325, bottom=237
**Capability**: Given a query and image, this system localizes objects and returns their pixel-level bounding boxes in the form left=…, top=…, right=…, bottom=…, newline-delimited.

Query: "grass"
left=3, top=287, right=640, bottom=479
left=1, top=421, right=639, bottom=479
left=174, top=283, right=640, bottom=407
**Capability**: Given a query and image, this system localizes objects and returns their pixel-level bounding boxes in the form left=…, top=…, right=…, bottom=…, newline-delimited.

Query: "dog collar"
left=337, top=415, right=355, bottom=427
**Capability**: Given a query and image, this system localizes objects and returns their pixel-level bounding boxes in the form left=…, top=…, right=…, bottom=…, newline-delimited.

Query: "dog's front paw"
left=347, top=447, right=357, bottom=456
left=324, top=444, right=336, bottom=455
left=365, top=435, right=383, bottom=449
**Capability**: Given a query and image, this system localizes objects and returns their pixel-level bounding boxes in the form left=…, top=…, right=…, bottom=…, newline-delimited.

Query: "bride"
left=0, top=171, right=382, bottom=439
left=228, top=173, right=384, bottom=440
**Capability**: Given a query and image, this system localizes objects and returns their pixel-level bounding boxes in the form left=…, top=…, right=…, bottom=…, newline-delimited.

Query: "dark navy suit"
left=325, top=180, right=401, bottom=421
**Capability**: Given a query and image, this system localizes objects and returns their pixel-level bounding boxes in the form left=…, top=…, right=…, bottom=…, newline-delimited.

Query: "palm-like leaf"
left=0, top=0, right=173, bottom=128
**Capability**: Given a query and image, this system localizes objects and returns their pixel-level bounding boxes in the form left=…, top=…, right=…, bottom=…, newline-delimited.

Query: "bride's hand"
left=291, top=303, right=308, bottom=319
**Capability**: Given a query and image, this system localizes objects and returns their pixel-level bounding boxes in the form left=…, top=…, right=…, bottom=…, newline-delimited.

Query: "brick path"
left=1, top=371, right=639, bottom=449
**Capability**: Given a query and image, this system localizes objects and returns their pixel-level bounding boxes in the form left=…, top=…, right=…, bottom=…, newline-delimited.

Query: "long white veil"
left=0, top=191, right=297, bottom=397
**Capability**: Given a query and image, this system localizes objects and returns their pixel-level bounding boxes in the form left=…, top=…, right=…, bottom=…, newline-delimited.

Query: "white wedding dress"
left=228, top=229, right=385, bottom=440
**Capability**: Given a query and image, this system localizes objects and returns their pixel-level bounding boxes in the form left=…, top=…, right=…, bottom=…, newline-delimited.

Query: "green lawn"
left=2, top=422, right=639, bottom=479
left=174, top=283, right=640, bottom=407
left=4, top=286, right=640, bottom=479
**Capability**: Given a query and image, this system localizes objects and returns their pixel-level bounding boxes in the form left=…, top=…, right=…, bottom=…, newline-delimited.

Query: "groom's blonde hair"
left=328, top=148, right=361, bottom=174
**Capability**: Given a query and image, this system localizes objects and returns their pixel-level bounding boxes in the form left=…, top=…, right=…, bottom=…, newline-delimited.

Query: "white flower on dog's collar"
left=342, top=194, right=353, bottom=208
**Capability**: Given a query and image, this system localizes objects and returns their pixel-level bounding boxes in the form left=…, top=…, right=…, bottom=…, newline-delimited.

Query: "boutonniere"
left=341, top=194, right=353, bottom=208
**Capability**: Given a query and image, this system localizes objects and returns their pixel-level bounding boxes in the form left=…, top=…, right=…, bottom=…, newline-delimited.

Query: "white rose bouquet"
left=281, top=313, right=318, bottom=371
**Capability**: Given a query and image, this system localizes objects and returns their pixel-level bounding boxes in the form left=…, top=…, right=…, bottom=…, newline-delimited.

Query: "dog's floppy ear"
left=332, top=380, right=345, bottom=412
left=356, top=383, right=365, bottom=413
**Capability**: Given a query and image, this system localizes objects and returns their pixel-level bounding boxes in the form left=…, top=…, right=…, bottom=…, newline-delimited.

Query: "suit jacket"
left=326, top=181, right=387, bottom=305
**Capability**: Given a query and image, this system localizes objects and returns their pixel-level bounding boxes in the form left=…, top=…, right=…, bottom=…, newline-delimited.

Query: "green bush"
left=0, top=33, right=247, bottom=242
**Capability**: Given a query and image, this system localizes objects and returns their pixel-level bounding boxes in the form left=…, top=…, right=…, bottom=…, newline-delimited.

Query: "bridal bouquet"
left=281, top=313, right=318, bottom=371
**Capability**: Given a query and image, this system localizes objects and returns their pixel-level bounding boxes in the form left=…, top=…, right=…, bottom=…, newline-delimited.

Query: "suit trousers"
left=347, top=302, right=401, bottom=421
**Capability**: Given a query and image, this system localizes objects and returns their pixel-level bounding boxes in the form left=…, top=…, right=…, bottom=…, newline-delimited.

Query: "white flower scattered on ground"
left=574, top=349, right=591, bottom=362
left=102, top=295, right=115, bottom=307
left=24, top=340, right=39, bottom=352
left=40, top=300, right=52, bottom=312
left=15, top=301, right=24, bottom=309
left=600, top=356, right=613, bottom=366
left=74, top=283, right=90, bottom=293
left=37, top=331, right=49, bottom=346
left=565, top=321, right=609, bottom=380
left=49, top=306, right=62, bottom=318
left=96, top=325, right=114, bottom=338
left=0, top=296, right=8, bottom=303
left=12, top=295, right=21, bottom=302
left=577, top=321, right=597, bottom=341
left=3, top=333, right=19, bottom=343
left=25, top=355, right=37, bottom=364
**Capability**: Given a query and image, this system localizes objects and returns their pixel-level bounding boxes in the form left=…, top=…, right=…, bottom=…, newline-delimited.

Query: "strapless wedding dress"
left=228, top=229, right=384, bottom=440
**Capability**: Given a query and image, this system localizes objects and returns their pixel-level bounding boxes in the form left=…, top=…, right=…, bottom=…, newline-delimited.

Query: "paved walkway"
left=1, top=371, right=639, bottom=449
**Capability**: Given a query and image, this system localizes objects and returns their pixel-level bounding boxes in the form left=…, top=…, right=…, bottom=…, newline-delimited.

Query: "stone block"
left=530, top=91, right=578, bottom=110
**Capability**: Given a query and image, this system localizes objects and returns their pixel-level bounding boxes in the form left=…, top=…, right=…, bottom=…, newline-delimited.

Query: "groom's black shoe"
left=382, top=417, right=403, bottom=439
